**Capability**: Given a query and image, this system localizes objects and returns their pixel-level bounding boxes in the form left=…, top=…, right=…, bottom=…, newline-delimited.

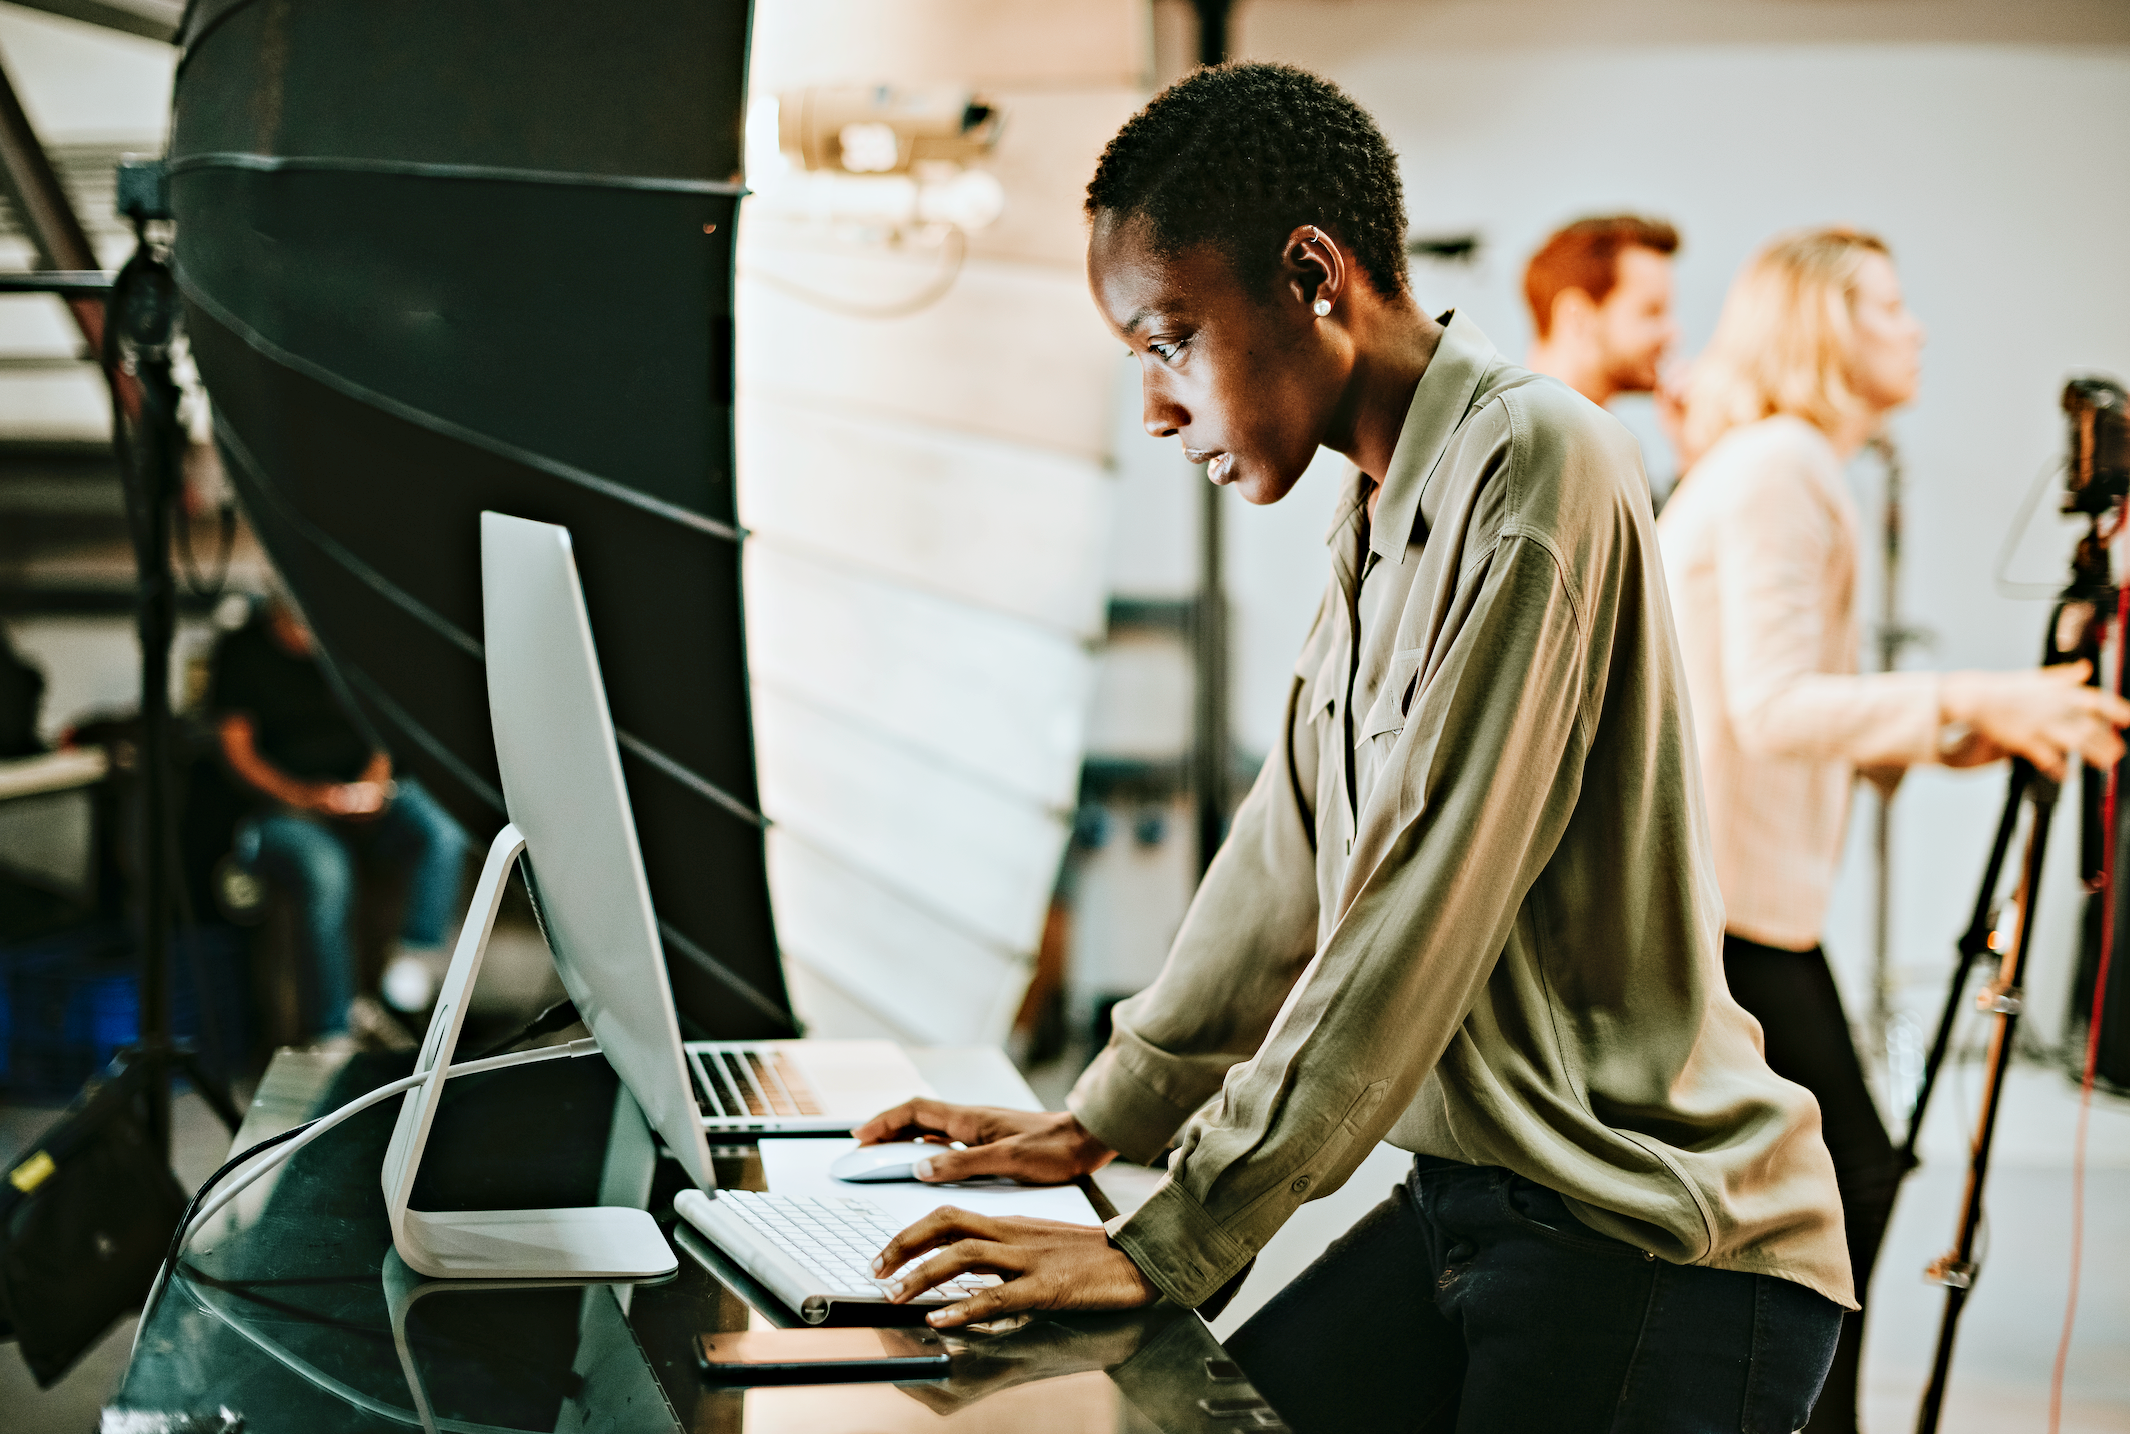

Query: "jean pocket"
left=1742, top=1274, right=1842, bottom=1434
left=1494, top=1174, right=1641, bottom=1257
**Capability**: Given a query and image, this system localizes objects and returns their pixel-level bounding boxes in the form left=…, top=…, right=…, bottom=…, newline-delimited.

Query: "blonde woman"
left=1658, top=227, right=2130, bottom=1433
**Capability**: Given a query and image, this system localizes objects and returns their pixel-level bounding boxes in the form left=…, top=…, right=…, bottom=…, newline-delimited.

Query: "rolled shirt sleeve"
left=1083, top=533, right=1591, bottom=1308
left=1068, top=662, right=1326, bottom=1167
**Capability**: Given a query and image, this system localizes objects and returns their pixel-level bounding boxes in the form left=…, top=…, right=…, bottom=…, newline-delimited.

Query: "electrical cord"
left=741, top=225, right=967, bottom=320
left=134, top=1036, right=602, bottom=1351
left=172, top=487, right=238, bottom=599
left=2048, top=583, right=2128, bottom=1433
left=469, top=997, right=581, bottom=1062
left=1995, top=458, right=2073, bottom=599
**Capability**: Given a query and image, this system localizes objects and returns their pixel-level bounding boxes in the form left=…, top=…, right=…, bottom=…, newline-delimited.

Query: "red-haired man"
left=1523, top=215, right=1680, bottom=410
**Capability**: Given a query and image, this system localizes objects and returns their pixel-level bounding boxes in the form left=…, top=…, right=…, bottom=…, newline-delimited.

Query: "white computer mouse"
left=829, top=1141, right=946, bottom=1183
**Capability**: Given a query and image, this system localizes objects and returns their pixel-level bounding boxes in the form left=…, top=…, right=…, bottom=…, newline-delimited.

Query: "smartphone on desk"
left=696, top=1327, right=951, bottom=1385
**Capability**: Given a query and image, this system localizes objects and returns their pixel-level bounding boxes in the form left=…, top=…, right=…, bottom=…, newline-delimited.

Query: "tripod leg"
left=1914, top=780, right=2054, bottom=1434
left=1916, top=1285, right=1968, bottom=1434
left=172, top=1047, right=245, bottom=1135
left=1903, top=760, right=2030, bottom=1169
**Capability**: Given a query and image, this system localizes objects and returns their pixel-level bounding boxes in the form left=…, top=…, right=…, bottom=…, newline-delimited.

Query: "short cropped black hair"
left=1085, top=63, right=1410, bottom=300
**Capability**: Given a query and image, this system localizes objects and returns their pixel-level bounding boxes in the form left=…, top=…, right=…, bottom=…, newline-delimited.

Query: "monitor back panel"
left=482, top=511, right=715, bottom=1191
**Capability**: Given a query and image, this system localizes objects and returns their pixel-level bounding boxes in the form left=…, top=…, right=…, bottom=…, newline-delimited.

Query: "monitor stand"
left=380, top=823, right=677, bottom=1279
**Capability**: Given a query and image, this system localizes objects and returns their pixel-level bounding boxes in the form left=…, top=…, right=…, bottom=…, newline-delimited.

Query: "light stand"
left=103, top=165, right=243, bottom=1152
left=1866, top=432, right=1929, bottom=1097
left=1189, top=0, right=1235, bottom=876
left=1904, top=378, right=2128, bottom=1434
left=1909, top=755, right=2055, bottom=1434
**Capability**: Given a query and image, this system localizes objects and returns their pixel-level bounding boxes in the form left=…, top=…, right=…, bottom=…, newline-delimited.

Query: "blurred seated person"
left=210, top=589, right=468, bottom=1048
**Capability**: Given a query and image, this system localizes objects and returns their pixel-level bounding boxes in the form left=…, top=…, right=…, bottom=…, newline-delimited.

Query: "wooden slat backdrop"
left=737, top=0, right=1147, bottom=1042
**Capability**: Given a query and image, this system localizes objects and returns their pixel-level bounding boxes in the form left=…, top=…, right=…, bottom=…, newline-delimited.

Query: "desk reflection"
left=114, top=1050, right=1283, bottom=1434
left=382, top=1254, right=671, bottom=1434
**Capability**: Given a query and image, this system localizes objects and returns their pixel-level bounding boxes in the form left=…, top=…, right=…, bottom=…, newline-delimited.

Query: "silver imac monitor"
left=380, top=512, right=716, bottom=1279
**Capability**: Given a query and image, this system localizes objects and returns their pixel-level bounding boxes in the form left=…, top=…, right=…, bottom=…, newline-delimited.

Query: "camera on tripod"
left=2053, top=377, right=2129, bottom=644
left=2062, top=376, right=2130, bottom=1090
left=1908, top=373, right=2130, bottom=1432
left=2061, top=376, right=2130, bottom=515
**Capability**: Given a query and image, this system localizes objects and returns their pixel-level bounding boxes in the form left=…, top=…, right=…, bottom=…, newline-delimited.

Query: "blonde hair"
left=1682, top=226, right=1891, bottom=458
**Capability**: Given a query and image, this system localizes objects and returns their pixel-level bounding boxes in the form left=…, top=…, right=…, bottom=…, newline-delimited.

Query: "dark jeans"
left=236, top=776, right=469, bottom=1037
left=1722, top=935, right=1903, bottom=1434
left=1225, top=1156, right=1841, bottom=1433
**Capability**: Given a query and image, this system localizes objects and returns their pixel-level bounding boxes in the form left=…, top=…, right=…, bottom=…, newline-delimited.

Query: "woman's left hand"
left=872, top=1208, right=1159, bottom=1328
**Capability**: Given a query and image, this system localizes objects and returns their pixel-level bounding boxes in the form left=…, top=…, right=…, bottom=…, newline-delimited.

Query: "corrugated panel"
left=767, top=831, right=1030, bottom=1045
left=738, top=252, right=1117, bottom=461
left=749, top=684, right=1070, bottom=956
left=736, top=5, right=1139, bottom=1044
left=739, top=394, right=1111, bottom=638
left=746, top=541, right=1094, bottom=808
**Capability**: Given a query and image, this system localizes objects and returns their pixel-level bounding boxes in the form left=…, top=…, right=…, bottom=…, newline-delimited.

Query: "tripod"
left=1902, top=749, right=2054, bottom=1434
left=92, top=177, right=243, bottom=1153
left=1900, top=395, right=2127, bottom=1434
left=0, top=257, right=243, bottom=1159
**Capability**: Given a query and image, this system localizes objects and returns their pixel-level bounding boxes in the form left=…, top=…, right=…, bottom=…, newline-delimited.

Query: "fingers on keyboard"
left=721, top=1191, right=1004, bottom=1302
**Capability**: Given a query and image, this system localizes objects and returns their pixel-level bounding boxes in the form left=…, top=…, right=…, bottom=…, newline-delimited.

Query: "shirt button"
left=1290, top=1176, right=1311, bottom=1194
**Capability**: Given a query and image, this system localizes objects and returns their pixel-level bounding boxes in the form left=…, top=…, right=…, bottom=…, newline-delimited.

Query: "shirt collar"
left=1352, top=309, right=1498, bottom=564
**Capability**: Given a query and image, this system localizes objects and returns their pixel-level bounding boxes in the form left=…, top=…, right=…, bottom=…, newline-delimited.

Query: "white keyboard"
left=674, top=1188, right=1001, bottom=1324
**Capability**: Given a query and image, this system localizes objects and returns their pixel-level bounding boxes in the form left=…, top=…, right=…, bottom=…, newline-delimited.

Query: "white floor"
left=1862, top=1062, right=2130, bottom=1433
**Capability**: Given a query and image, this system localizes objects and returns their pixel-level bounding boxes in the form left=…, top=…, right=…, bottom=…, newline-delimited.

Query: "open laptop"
left=683, top=1038, right=933, bottom=1134
left=408, top=512, right=984, bottom=1315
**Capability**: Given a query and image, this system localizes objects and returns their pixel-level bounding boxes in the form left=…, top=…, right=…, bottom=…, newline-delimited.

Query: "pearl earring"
left=1313, top=298, right=1332, bottom=317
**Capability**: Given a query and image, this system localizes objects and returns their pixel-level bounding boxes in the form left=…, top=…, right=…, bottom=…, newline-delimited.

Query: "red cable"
left=2049, top=580, right=2127, bottom=1433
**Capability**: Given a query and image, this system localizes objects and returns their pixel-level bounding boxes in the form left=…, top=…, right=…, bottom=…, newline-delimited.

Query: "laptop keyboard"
left=714, top=1191, right=1002, bottom=1302
left=692, top=1047, right=826, bottom=1120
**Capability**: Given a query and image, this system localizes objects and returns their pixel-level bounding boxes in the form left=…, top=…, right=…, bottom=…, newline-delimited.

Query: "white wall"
left=1201, top=1, right=2130, bottom=1054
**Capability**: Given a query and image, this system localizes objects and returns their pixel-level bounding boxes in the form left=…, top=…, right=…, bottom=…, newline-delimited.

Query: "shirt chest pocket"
left=1359, top=648, right=1426, bottom=745
left=1302, top=647, right=1343, bottom=730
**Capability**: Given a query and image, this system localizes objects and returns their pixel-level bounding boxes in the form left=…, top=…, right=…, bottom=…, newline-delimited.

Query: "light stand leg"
left=132, top=319, right=177, bottom=1156
left=106, top=231, right=242, bottom=1150
left=1901, top=760, right=2030, bottom=1171
left=1915, top=777, right=2056, bottom=1434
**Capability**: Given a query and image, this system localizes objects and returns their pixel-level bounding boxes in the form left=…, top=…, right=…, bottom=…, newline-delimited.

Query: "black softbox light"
left=167, top=0, right=792, bottom=1037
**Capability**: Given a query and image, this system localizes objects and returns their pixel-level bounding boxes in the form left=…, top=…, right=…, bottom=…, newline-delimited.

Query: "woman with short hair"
left=1658, top=227, right=2130, bottom=1433
left=856, top=67, right=1868, bottom=1431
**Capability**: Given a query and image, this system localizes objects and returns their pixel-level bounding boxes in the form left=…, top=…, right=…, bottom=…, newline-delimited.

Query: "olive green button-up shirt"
left=1067, top=312, right=1854, bottom=1312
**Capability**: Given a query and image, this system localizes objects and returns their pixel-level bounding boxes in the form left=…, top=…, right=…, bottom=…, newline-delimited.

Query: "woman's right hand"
left=1940, top=661, right=2130, bottom=779
left=850, top=1099, right=1117, bottom=1186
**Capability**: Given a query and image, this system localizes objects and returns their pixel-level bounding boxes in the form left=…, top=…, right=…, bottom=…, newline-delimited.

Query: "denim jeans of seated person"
left=238, top=776, right=470, bottom=1038
left=1223, top=1155, right=1842, bottom=1434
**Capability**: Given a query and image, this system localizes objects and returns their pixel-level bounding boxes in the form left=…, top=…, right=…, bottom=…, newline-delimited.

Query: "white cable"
left=134, top=1035, right=604, bottom=1356
left=186, top=1037, right=601, bottom=1242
